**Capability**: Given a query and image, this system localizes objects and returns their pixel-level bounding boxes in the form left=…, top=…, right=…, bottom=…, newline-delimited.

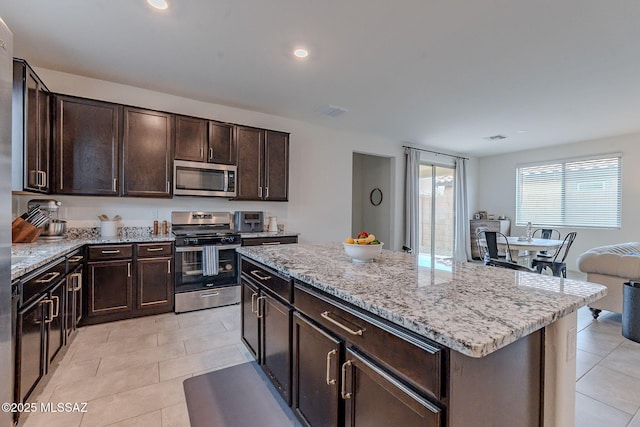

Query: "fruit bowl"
left=343, top=242, right=384, bottom=262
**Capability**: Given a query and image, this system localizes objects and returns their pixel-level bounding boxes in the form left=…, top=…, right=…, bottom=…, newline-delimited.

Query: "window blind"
left=516, top=154, right=621, bottom=228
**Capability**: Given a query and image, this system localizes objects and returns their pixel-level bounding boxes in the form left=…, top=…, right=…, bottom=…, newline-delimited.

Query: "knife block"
left=12, top=218, right=42, bottom=243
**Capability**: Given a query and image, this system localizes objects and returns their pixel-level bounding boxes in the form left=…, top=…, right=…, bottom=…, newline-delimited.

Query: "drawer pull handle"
left=341, top=360, right=352, bottom=399
left=146, top=247, right=164, bottom=252
left=35, top=272, right=61, bottom=284
left=321, top=311, right=364, bottom=336
left=68, top=255, right=84, bottom=262
left=326, top=349, right=337, bottom=385
left=101, top=250, right=121, bottom=254
left=256, top=296, right=266, bottom=318
left=261, top=242, right=281, bottom=245
left=44, top=299, right=54, bottom=324
left=51, top=295, right=60, bottom=318
left=73, top=273, right=83, bottom=291
left=200, top=292, right=220, bottom=298
left=250, top=270, right=272, bottom=281
left=251, top=292, right=258, bottom=314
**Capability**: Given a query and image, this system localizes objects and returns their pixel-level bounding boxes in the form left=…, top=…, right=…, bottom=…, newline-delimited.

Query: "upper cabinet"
left=235, top=126, right=289, bottom=201
left=122, top=107, right=174, bottom=197
left=53, top=95, right=121, bottom=195
left=13, top=59, right=51, bottom=193
left=174, top=115, right=235, bottom=165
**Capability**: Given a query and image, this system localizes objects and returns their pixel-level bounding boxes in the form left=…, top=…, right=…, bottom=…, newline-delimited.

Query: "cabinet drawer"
left=242, top=236, right=298, bottom=246
left=294, top=283, right=444, bottom=400
left=137, top=242, right=173, bottom=258
left=241, top=257, right=292, bottom=303
left=88, top=244, right=133, bottom=261
left=21, top=257, right=66, bottom=307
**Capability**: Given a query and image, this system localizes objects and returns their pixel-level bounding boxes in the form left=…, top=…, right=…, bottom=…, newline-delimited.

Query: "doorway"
left=419, top=164, right=454, bottom=270
left=352, top=153, right=392, bottom=246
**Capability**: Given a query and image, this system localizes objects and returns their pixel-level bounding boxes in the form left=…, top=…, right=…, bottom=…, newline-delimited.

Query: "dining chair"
left=476, top=230, right=513, bottom=263
left=531, top=232, right=577, bottom=278
left=531, top=228, right=562, bottom=258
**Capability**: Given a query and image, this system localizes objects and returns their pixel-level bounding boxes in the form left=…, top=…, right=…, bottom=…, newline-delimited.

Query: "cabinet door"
left=343, top=349, right=442, bottom=427
left=235, top=126, right=263, bottom=200
left=122, top=107, right=174, bottom=197
left=47, top=280, right=66, bottom=367
left=24, top=69, right=39, bottom=191
left=261, top=292, right=292, bottom=405
left=175, top=115, right=206, bottom=162
left=208, top=121, right=235, bottom=164
left=37, top=85, right=51, bottom=192
left=264, top=130, right=289, bottom=201
left=54, top=96, right=121, bottom=195
left=292, top=313, right=341, bottom=427
left=241, top=280, right=260, bottom=361
left=87, top=260, right=133, bottom=318
left=16, top=296, right=46, bottom=404
left=137, top=256, right=174, bottom=312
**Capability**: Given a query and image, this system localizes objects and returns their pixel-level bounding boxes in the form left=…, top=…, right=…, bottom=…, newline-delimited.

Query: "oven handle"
left=176, top=244, right=241, bottom=253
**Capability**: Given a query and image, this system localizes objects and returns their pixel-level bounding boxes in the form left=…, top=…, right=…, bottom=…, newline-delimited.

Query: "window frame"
left=515, top=153, right=622, bottom=229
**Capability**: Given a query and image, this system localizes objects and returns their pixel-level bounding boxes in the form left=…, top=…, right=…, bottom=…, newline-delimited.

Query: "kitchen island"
left=237, top=242, right=607, bottom=427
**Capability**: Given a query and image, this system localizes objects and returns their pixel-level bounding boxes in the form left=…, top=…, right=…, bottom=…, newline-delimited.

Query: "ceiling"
left=2, top=0, right=640, bottom=157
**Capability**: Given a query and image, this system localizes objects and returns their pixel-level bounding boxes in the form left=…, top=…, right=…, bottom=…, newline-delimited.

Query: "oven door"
left=175, top=244, right=240, bottom=292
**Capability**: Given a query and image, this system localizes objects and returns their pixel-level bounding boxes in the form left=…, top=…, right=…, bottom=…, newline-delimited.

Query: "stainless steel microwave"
left=173, top=160, right=236, bottom=197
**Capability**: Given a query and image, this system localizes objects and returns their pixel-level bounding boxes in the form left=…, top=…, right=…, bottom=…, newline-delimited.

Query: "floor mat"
left=183, top=361, right=302, bottom=427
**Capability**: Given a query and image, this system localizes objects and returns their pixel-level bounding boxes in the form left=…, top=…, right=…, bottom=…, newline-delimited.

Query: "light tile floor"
left=19, top=290, right=640, bottom=426
left=20, top=304, right=252, bottom=427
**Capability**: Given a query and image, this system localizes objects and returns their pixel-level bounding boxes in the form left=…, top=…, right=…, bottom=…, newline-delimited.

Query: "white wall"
left=477, top=132, right=640, bottom=271
left=351, top=153, right=392, bottom=244
left=18, top=68, right=415, bottom=248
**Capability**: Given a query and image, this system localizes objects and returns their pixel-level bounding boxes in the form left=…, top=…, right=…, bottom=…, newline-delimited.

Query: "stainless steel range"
left=172, top=211, right=241, bottom=313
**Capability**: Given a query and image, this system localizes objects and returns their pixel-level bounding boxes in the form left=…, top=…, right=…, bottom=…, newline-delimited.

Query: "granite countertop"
left=11, top=234, right=174, bottom=280
left=239, top=231, right=300, bottom=239
left=237, top=242, right=607, bottom=358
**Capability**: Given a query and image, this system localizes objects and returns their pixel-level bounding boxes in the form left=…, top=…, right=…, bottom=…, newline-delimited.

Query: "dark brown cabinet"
left=53, top=95, right=121, bottom=195
left=86, top=244, right=134, bottom=322
left=241, top=235, right=298, bottom=246
left=65, top=250, right=84, bottom=340
left=240, top=259, right=293, bottom=405
left=14, top=260, right=68, bottom=413
left=136, top=243, right=174, bottom=313
left=342, top=348, right=441, bottom=427
left=235, top=126, right=289, bottom=201
left=241, top=281, right=260, bottom=360
left=174, top=116, right=235, bottom=165
left=84, top=242, right=174, bottom=325
left=13, top=59, right=51, bottom=193
left=122, top=107, right=174, bottom=197
left=292, top=313, right=341, bottom=427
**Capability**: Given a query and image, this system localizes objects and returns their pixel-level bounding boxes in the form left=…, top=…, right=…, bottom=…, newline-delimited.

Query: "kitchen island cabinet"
left=237, top=243, right=607, bottom=427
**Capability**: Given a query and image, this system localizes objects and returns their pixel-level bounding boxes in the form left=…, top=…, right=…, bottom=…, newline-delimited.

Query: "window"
left=516, top=154, right=621, bottom=228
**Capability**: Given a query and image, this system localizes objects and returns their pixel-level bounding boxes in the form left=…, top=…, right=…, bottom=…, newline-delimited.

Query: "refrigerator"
left=0, top=15, right=13, bottom=427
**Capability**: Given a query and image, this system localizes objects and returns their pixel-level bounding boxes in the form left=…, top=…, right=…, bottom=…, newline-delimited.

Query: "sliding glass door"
left=419, top=164, right=455, bottom=270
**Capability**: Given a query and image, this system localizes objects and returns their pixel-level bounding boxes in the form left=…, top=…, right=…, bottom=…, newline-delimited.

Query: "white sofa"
left=577, top=242, right=640, bottom=318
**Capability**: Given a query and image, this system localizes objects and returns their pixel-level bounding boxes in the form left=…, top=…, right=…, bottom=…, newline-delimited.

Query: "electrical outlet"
left=566, top=327, right=577, bottom=362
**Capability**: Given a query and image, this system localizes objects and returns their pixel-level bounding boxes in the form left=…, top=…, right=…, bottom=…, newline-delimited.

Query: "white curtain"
left=404, top=147, right=420, bottom=254
left=453, top=158, right=471, bottom=261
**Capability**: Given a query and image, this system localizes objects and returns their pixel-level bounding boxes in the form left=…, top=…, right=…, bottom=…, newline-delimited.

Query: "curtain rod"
left=402, top=145, right=469, bottom=161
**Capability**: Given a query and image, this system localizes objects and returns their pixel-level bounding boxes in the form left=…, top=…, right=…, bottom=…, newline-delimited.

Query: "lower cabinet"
left=292, top=313, right=341, bottom=427
left=241, top=280, right=260, bottom=360
left=84, top=242, right=174, bottom=325
left=87, top=259, right=134, bottom=320
left=46, top=279, right=66, bottom=366
left=342, top=348, right=442, bottom=427
left=65, top=265, right=83, bottom=340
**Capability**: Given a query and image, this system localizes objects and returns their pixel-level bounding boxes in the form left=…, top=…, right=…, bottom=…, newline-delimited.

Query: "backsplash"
left=65, top=226, right=162, bottom=240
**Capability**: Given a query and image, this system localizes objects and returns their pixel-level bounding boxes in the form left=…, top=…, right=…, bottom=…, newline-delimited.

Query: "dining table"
left=480, top=236, right=566, bottom=263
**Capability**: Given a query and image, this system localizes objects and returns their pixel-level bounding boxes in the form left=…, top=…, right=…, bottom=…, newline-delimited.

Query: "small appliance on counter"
left=28, top=199, right=66, bottom=239
left=234, top=211, right=264, bottom=232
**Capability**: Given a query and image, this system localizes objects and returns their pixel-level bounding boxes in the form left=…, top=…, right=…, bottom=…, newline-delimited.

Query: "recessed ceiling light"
left=294, top=48, right=309, bottom=58
left=147, top=0, right=168, bottom=10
